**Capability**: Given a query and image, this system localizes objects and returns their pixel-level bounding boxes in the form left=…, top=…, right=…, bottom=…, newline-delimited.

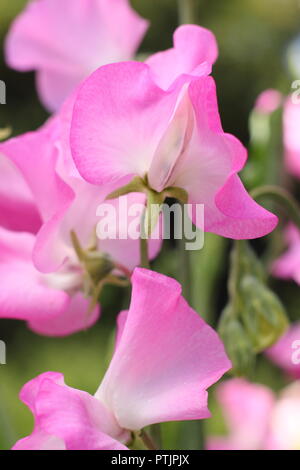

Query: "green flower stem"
left=140, top=235, right=150, bottom=269
left=177, top=0, right=197, bottom=24
left=139, top=430, right=158, bottom=450
left=251, top=185, right=300, bottom=231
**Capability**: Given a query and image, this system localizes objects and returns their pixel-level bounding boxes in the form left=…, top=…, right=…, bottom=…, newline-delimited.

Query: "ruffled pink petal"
left=146, top=24, right=218, bottom=90
left=96, top=268, right=231, bottom=431
left=5, top=0, right=148, bottom=111
left=13, top=372, right=128, bottom=450
left=172, top=77, right=277, bottom=239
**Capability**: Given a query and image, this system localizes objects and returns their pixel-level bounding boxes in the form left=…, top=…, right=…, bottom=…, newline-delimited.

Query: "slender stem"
left=140, top=236, right=150, bottom=269
left=251, top=185, right=300, bottom=230
left=139, top=430, right=158, bottom=450
left=177, top=0, right=196, bottom=24
left=179, top=234, right=192, bottom=303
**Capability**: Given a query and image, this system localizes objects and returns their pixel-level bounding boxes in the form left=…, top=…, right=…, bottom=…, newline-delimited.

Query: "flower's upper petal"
left=71, top=62, right=181, bottom=185
left=208, top=379, right=275, bottom=450
left=0, top=227, right=69, bottom=323
left=96, top=268, right=231, bottom=431
left=0, top=152, right=41, bottom=233
left=172, top=77, right=277, bottom=239
left=266, top=323, right=300, bottom=379
left=13, top=372, right=128, bottom=450
left=146, top=25, right=218, bottom=90
left=5, top=0, right=148, bottom=111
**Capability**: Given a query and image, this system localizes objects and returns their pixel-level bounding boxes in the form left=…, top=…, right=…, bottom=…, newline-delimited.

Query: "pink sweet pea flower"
left=207, top=379, right=300, bottom=450
left=0, top=94, right=162, bottom=273
left=0, top=98, right=161, bottom=336
left=71, top=60, right=277, bottom=240
left=283, top=96, right=300, bottom=179
left=272, top=224, right=300, bottom=285
left=266, top=322, right=300, bottom=379
left=13, top=268, right=231, bottom=450
left=5, top=0, right=148, bottom=112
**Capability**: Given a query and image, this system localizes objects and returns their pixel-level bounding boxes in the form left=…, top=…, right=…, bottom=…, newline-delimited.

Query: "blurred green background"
left=1, top=0, right=300, bottom=450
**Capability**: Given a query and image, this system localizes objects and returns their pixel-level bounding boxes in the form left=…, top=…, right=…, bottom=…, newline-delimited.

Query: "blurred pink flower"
left=13, top=268, right=231, bottom=450
left=207, top=379, right=300, bottom=450
left=71, top=60, right=277, bottom=239
left=5, top=0, right=148, bottom=111
left=272, top=224, right=300, bottom=285
left=283, top=96, right=300, bottom=179
left=266, top=322, right=300, bottom=379
left=254, top=89, right=282, bottom=115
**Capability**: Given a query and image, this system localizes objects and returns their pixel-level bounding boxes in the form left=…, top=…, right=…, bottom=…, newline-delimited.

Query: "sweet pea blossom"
left=207, top=379, right=300, bottom=450
left=254, top=89, right=282, bottom=115
left=266, top=322, right=300, bottom=379
left=0, top=98, right=161, bottom=336
left=13, top=268, right=231, bottom=450
left=283, top=96, right=300, bottom=179
left=71, top=60, right=277, bottom=239
left=5, top=0, right=148, bottom=112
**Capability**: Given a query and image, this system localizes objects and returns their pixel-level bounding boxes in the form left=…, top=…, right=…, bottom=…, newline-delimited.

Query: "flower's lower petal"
left=28, top=292, right=100, bottom=337
left=13, top=372, right=128, bottom=451
left=0, top=227, right=69, bottom=323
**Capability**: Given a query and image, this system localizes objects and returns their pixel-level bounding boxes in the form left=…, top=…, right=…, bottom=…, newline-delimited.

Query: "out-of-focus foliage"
left=1, top=0, right=300, bottom=450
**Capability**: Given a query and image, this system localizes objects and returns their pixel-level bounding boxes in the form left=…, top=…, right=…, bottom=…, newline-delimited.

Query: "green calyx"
left=219, top=240, right=289, bottom=377
left=70, top=231, right=129, bottom=314
left=106, top=175, right=188, bottom=237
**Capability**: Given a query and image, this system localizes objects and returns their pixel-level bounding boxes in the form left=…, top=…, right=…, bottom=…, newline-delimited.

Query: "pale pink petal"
left=146, top=24, right=218, bottom=90
left=0, top=152, right=41, bottom=233
left=266, top=323, right=300, bottom=379
left=5, top=0, right=148, bottom=111
left=96, top=268, right=231, bottom=430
